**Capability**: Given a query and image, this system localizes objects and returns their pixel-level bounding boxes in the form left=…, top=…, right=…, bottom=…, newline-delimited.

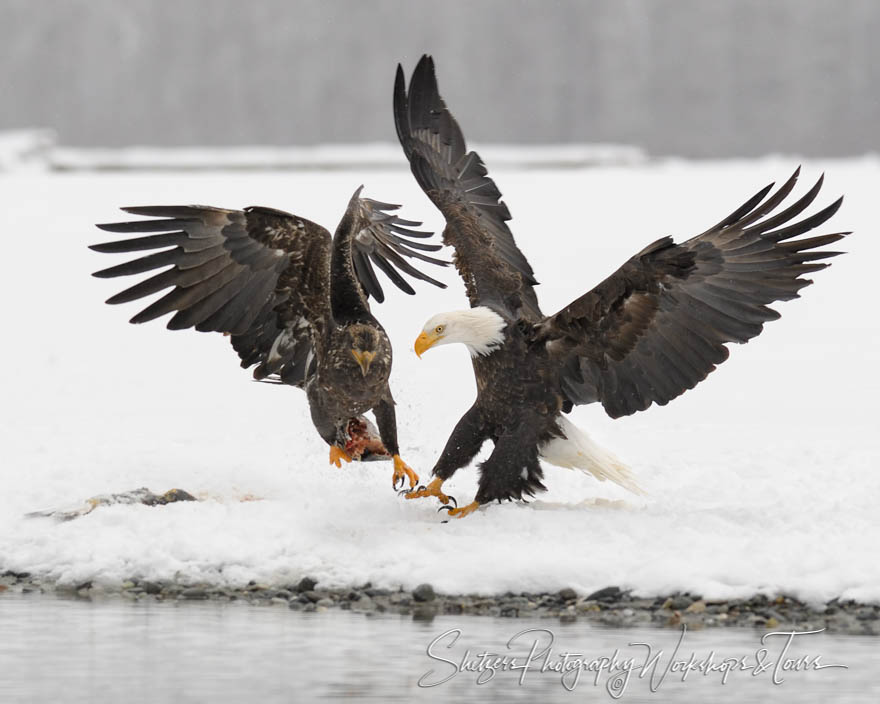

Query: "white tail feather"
left=539, top=416, right=645, bottom=496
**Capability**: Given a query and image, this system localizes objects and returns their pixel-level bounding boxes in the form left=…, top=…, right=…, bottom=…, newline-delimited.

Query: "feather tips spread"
left=395, top=55, right=541, bottom=321
left=547, top=169, right=846, bottom=418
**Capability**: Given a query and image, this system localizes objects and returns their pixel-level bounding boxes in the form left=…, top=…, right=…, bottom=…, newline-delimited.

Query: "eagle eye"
left=435, top=325, right=445, bottom=334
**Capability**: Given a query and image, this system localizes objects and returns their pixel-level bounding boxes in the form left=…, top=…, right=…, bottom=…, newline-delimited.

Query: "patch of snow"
left=0, top=157, right=876, bottom=604
left=48, top=142, right=645, bottom=172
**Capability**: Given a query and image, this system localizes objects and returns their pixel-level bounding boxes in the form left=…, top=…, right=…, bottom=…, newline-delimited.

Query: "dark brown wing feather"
left=543, top=168, right=847, bottom=418
left=93, top=205, right=331, bottom=386
left=329, top=187, right=446, bottom=316
left=394, top=55, right=541, bottom=320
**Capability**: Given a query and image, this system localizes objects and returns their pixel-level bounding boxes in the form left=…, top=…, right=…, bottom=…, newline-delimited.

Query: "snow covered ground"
left=1, top=156, right=877, bottom=604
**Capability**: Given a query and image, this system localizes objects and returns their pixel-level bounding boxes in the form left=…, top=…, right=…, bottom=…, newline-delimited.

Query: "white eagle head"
left=414, top=306, right=506, bottom=358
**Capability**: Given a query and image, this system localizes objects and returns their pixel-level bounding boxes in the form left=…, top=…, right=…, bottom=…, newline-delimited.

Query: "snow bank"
left=0, top=157, right=877, bottom=604
left=0, top=129, right=55, bottom=171
left=49, top=142, right=645, bottom=171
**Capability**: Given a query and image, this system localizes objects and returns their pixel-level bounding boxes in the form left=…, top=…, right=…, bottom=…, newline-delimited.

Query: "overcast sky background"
left=2, top=0, right=878, bottom=157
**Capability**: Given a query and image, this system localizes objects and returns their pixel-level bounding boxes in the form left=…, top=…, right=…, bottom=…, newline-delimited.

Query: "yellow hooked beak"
left=414, top=331, right=442, bottom=358
left=350, top=348, right=376, bottom=376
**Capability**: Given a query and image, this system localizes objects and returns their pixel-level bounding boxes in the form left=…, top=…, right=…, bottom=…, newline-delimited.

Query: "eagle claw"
left=402, top=477, right=451, bottom=505
left=392, top=455, right=419, bottom=491
left=437, top=501, right=481, bottom=519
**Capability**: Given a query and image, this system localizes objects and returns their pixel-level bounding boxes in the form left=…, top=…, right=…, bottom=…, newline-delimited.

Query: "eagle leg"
left=329, top=445, right=352, bottom=468
left=392, top=455, right=419, bottom=490
left=439, top=501, right=480, bottom=519
left=401, top=477, right=455, bottom=506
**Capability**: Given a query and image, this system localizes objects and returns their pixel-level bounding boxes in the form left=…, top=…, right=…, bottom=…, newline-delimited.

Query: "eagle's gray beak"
left=351, top=348, right=376, bottom=377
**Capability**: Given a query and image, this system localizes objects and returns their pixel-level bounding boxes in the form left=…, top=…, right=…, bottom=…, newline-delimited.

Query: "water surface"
left=0, top=595, right=875, bottom=702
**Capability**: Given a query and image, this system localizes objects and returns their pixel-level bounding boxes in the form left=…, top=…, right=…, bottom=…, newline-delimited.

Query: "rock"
left=181, top=588, right=208, bottom=600
left=587, top=586, right=622, bottom=603
left=302, top=590, right=322, bottom=603
left=685, top=600, right=707, bottom=614
left=366, top=587, right=390, bottom=597
left=559, top=588, right=578, bottom=602
left=413, top=584, right=436, bottom=602
left=141, top=581, right=161, bottom=595
left=274, top=589, right=293, bottom=600
left=353, top=596, right=375, bottom=611
left=665, top=595, right=695, bottom=611
left=856, top=607, right=878, bottom=621
left=296, top=577, right=317, bottom=593
left=316, top=598, right=334, bottom=608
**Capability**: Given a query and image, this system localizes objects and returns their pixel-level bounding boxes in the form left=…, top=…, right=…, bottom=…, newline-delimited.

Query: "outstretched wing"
left=394, top=55, right=542, bottom=321
left=92, top=205, right=333, bottom=386
left=329, top=187, right=447, bottom=316
left=541, top=169, right=847, bottom=418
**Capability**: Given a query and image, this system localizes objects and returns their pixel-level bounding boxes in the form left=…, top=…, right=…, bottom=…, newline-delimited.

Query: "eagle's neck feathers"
left=429, top=307, right=507, bottom=357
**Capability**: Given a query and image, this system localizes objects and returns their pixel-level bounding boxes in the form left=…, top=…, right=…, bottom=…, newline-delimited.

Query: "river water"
left=0, top=595, right=876, bottom=702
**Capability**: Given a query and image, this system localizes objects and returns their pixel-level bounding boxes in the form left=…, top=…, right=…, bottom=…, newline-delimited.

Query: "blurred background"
left=1, top=0, right=877, bottom=160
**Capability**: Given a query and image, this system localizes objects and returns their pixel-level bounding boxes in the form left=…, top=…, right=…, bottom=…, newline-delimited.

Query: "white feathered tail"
left=539, top=416, right=645, bottom=496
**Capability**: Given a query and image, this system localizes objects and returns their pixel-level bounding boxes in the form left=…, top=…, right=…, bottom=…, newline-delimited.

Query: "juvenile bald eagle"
left=395, top=56, right=847, bottom=517
left=91, top=188, right=446, bottom=489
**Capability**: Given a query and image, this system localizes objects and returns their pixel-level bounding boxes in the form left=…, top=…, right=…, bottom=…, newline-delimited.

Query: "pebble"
left=664, top=594, right=695, bottom=611
left=296, top=577, right=317, bottom=593
left=412, top=584, right=436, bottom=602
left=587, top=586, right=622, bottom=602
left=558, top=588, right=578, bottom=602
left=181, top=588, right=207, bottom=600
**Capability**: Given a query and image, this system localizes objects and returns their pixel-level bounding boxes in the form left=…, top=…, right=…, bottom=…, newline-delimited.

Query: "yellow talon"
left=392, top=455, right=419, bottom=490
left=442, top=501, right=481, bottom=519
left=329, top=445, right=352, bottom=468
left=404, top=477, right=450, bottom=504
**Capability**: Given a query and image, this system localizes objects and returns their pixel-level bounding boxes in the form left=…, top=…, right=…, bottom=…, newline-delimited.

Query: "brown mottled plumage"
left=396, top=55, right=847, bottom=515
left=91, top=187, right=447, bottom=485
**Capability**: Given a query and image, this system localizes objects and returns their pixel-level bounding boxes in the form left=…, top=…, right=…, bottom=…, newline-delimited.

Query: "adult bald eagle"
left=91, top=187, right=446, bottom=489
left=395, top=56, right=847, bottom=517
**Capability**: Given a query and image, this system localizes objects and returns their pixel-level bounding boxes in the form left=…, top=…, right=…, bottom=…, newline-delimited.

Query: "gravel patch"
left=2, top=570, right=876, bottom=635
